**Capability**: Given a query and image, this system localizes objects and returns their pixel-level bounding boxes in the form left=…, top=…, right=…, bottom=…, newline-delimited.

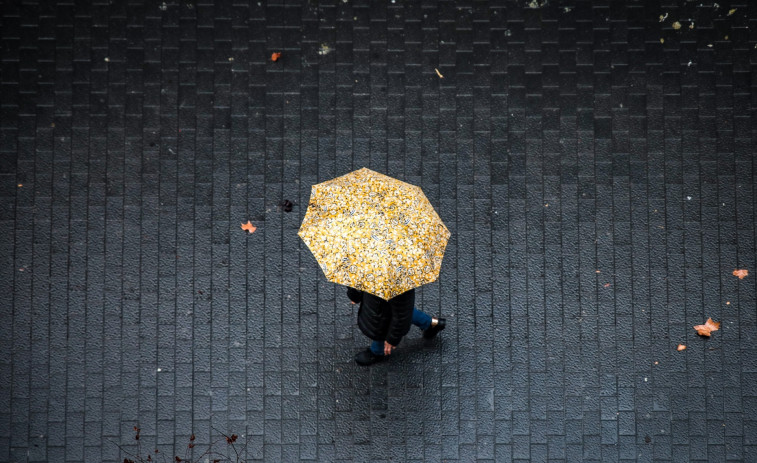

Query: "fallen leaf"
left=271, top=52, right=281, bottom=61
left=677, top=344, right=686, bottom=351
left=241, top=221, right=257, bottom=234
left=733, top=269, right=748, bottom=279
left=693, top=318, right=721, bottom=337
left=660, top=38, right=665, bottom=44
left=659, top=13, right=668, bottom=22
left=435, top=68, right=444, bottom=78
left=727, top=8, right=736, bottom=15
left=672, top=21, right=681, bottom=30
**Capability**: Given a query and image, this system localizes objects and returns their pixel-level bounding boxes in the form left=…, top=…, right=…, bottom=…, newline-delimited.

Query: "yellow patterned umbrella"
left=298, top=167, right=450, bottom=300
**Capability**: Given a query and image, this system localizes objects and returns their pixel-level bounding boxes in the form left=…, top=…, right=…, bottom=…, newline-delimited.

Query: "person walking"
left=347, top=287, right=446, bottom=366
left=298, top=169, right=451, bottom=365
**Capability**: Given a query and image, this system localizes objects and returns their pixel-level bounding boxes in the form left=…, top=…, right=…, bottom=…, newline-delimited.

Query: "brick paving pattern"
left=1, top=0, right=756, bottom=462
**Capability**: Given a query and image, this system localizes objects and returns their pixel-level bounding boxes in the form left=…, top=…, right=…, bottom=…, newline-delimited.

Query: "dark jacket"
left=347, top=287, right=415, bottom=346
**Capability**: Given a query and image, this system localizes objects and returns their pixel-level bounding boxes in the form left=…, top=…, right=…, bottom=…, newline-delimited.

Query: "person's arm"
left=347, top=287, right=363, bottom=304
left=383, top=341, right=396, bottom=355
left=384, top=290, right=415, bottom=347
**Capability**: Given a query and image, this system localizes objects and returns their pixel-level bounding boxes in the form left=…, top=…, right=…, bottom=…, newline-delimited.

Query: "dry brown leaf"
left=672, top=21, right=681, bottom=30
left=733, top=269, right=748, bottom=279
left=677, top=344, right=686, bottom=351
left=693, top=318, right=721, bottom=337
left=241, top=221, right=257, bottom=234
left=271, top=52, right=281, bottom=62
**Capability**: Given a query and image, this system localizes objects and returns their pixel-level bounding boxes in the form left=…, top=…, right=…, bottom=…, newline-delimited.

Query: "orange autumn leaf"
left=733, top=269, right=749, bottom=279
left=693, top=318, right=720, bottom=337
left=271, top=52, right=281, bottom=61
left=241, top=221, right=257, bottom=234
left=677, top=344, right=686, bottom=351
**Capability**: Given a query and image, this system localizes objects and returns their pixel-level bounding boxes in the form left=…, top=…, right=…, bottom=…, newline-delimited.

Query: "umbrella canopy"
left=298, top=167, right=451, bottom=300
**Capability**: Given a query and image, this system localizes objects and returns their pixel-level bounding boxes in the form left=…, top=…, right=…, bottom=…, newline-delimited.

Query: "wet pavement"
left=1, top=0, right=756, bottom=461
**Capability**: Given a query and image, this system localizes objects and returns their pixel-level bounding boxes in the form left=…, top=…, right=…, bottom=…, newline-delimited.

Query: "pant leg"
left=411, top=307, right=432, bottom=331
left=370, top=340, right=384, bottom=356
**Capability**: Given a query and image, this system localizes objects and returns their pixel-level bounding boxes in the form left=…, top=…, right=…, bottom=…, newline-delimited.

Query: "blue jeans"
left=370, top=308, right=432, bottom=355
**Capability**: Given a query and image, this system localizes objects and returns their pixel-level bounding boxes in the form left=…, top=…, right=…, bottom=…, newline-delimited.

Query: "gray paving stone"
left=1, top=0, right=757, bottom=461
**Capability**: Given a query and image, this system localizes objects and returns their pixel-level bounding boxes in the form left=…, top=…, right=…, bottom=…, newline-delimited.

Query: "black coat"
left=347, top=287, right=415, bottom=346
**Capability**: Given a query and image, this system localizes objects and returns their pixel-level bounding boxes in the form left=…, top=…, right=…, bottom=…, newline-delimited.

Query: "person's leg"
left=417, top=308, right=446, bottom=339
left=370, top=340, right=384, bottom=356
left=411, top=307, right=433, bottom=331
left=355, top=340, right=387, bottom=366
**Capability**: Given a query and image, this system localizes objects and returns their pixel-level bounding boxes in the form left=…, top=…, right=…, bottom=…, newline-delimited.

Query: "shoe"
left=354, top=348, right=385, bottom=366
left=423, top=317, right=446, bottom=339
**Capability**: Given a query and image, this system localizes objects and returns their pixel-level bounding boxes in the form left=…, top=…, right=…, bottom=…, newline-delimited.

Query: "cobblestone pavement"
left=1, top=0, right=756, bottom=462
